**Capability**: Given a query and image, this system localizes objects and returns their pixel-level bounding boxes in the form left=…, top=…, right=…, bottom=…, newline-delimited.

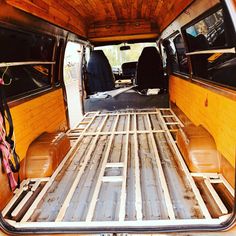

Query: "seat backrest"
left=136, top=47, right=164, bottom=89
left=187, top=33, right=209, bottom=79
left=87, top=50, right=114, bottom=94
left=121, top=61, right=137, bottom=78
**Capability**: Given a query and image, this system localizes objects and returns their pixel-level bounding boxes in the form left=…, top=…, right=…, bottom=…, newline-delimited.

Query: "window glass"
left=161, top=35, right=190, bottom=75
left=185, top=9, right=225, bottom=49
left=173, top=35, right=190, bottom=74
left=0, top=27, right=55, bottom=62
left=95, top=42, right=157, bottom=70
left=0, top=64, right=51, bottom=99
left=183, top=7, right=236, bottom=88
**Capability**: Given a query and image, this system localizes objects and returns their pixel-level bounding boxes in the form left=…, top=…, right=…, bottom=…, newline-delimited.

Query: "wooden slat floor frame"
left=3, top=109, right=234, bottom=230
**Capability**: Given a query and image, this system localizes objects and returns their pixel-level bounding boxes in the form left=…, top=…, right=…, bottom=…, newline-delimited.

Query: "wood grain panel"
left=169, top=75, right=236, bottom=167
left=10, top=89, right=67, bottom=161
left=5, top=0, right=194, bottom=43
left=6, top=0, right=87, bottom=37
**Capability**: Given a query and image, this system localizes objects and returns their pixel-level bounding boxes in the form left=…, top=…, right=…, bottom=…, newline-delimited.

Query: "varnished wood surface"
left=5, top=0, right=194, bottom=42
left=10, top=89, right=67, bottom=161
left=169, top=75, right=236, bottom=168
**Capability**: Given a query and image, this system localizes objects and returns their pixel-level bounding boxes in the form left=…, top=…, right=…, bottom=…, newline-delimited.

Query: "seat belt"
left=0, top=78, right=20, bottom=191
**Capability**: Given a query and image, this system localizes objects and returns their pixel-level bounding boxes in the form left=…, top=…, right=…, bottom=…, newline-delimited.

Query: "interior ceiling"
left=5, top=0, right=194, bottom=44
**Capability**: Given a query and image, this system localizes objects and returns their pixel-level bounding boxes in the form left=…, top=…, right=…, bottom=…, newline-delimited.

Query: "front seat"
left=136, top=47, right=164, bottom=89
left=87, top=50, right=114, bottom=94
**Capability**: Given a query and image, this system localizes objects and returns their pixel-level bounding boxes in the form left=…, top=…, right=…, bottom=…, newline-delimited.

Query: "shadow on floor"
left=84, top=90, right=169, bottom=112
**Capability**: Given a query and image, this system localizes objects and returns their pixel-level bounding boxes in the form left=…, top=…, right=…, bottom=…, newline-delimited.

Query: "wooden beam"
left=133, top=114, right=143, bottom=221
left=157, top=109, right=212, bottom=219
left=8, top=218, right=225, bottom=229
left=204, top=178, right=228, bottom=215
left=21, top=112, right=100, bottom=223
left=55, top=114, right=109, bottom=222
left=11, top=192, right=33, bottom=218
left=2, top=180, right=29, bottom=217
left=86, top=115, right=120, bottom=222
left=146, top=114, right=175, bottom=220
left=88, top=19, right=158, bottom=42
left=119, top=114, right=130, bottom=221
left=102, top=176, right=123, bottom=182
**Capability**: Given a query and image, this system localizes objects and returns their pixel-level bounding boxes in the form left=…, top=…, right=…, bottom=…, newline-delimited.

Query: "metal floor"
left=3, top=109, right=234, bottom=230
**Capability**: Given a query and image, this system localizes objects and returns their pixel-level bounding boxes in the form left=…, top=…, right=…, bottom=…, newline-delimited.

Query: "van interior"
left=0, top=0, right=235, bottom=234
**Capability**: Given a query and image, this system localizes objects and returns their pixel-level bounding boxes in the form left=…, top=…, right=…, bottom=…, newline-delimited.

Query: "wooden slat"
left=133, top=114, right=143, bottom=221
left=119, top=114, right=130, bottom=221
left=55, top=114, right=109, bottom=222
left=146, top=114, right=175, bottom=220
left=157, top=109, right=212, bottom=220
left=204, top=178, right=228, bottom=215
left=11, top=192, right=33, bottom=218
left=86, top=115, right=120, bottom=222
left=21, top=112, right=100, bottom=223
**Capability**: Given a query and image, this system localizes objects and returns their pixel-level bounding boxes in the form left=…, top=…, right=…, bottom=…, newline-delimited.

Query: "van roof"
left=6, top=0, right=194, bottom=44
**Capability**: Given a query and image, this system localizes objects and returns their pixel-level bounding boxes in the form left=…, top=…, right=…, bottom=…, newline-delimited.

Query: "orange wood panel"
left=169, top=75, right=236, bottom=167
left=10, top=89, right=67, bottom=161
left=5, top=0, right=194, bottom=42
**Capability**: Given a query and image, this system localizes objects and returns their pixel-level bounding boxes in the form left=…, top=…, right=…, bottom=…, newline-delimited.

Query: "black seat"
left=187, top=33, right=209, bottom=79
left=87, top=50, right=114, bottom=94
left=121, top=61, right=137, bottom=80
left=136, top=47, right=164, bottom=89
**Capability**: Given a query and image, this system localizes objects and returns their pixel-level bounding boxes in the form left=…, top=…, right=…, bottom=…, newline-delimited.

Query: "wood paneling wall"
left=169, top=75, right=236, bottom=167
left=10, top=89, right=67, bottom=161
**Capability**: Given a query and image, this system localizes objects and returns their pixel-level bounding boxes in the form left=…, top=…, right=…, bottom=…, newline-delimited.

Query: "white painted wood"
left=165, top=122, right=180, bottom=125
left=146, top=114, right=175, bottom=220
left=95, top=111, right=160, bottom=116
left=133, top=114, right=143, bottom=221
left=169, top=110, right=184, bottom=127
left=75, top=130, right=165, bottom=136
left=219, top=174, right=235, bottom=197
left=204, top=178, right=228, bottom=214
left=55, top=114, right=109, bottom=222
left=162, top=115, right=174, bottom=118
left=86, top=115, right=120, bottom=222
left=31, top=180, right=42, bottom=192
left=11, top=191, right=33, bottom=217
left=102, top=176, right=123, bottom=182
left=119, top=114, right=130, bottom=221
left=186, top=47, right=236, bottom=55
left=191, top=173, right=219, bottom=178
left=8, top=218, right=225, bottom=229
left=106, top=163, right=124, bottom=168
left=2, top=180, right=29, bottom=217
left=157, top=109, right=212, bottom=219
left=21, top=112, right=100, bottom=223
left=0, top=61, right=55, bottom=67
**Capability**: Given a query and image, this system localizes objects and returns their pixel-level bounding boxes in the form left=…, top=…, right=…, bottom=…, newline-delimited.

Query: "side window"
left=173, top=35, right=190, bottom=74
left=0, top=27, right=55, bottom=100
left=162, top=34, right=190, bottom=75
left=183, top=7, right=236, bottom=88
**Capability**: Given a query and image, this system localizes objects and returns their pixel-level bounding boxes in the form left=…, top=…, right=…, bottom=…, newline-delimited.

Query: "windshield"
left=95, top=42, right=157, bottom=68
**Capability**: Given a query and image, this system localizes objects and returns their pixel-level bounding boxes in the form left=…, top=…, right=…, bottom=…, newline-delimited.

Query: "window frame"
left=161, top=31, right=191, bottom=77
left=0, top=25, right=60, bottom=103
left=180, top=2, right=236, bottom=90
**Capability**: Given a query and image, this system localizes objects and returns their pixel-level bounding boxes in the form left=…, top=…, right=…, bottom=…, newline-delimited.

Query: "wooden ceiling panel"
left=5, top=0, right=194, bottom=43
